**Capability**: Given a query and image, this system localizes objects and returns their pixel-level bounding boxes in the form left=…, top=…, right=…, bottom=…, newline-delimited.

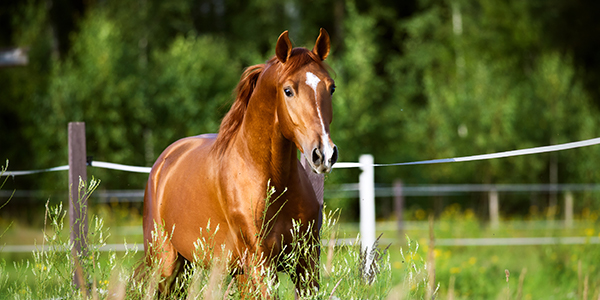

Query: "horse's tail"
left=142, top=180, right=154, bottom=257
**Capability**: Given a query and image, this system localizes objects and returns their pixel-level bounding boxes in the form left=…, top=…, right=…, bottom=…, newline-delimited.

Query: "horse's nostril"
left=312, top=148, right=322, bottom=165
left=331, top=145, right=338, bottom=165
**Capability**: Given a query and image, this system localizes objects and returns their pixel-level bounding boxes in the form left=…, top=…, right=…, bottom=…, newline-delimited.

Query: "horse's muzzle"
left=310, top=144, right=338, bottom=174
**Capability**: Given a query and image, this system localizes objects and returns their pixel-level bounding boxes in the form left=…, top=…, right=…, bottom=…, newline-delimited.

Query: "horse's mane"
left=212, top=64, right=264, bottom=155
left=213, top=48, right=325, bottom=155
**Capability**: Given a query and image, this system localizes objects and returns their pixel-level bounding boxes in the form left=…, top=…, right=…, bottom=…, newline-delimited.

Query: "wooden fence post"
left=393, top=180, right=404, bottom=237
left=68, top=122, right=88, bottom=288
left=489, top=189, right=499, bottom=229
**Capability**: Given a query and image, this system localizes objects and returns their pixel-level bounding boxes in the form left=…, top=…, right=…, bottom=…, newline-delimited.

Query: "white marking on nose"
left=306, top=71, right=334, bottom=166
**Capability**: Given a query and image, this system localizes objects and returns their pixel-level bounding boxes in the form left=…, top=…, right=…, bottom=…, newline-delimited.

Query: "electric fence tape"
left=334, top=137, right=600, bottom=168
left=4, top=136, right=600, bottom=176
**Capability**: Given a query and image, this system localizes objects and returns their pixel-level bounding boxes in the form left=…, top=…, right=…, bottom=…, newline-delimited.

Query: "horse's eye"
left=330, top=86, right=336, bottom=95
left=284, top=88, right=294, bottom=97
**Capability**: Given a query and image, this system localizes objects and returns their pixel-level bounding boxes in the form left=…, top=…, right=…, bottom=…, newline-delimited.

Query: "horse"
left=140, top=28, right=338, bottom=298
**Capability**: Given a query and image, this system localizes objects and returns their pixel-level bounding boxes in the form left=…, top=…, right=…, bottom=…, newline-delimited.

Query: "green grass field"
left=1, top=189, right=599, bottom=299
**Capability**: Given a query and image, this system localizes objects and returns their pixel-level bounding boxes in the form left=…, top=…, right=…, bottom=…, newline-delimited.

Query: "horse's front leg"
left=236, top=272, right=279, bottom=300
left=236, top=251, right=280, bottom=299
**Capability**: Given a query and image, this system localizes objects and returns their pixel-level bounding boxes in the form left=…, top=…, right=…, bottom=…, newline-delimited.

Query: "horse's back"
left=145, top=133, right=217, bottom=195
left=143, top=134, right=219, bottom=250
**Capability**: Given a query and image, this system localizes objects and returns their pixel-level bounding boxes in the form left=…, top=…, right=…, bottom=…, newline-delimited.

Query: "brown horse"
left=141, top=29, right=338, bottom=297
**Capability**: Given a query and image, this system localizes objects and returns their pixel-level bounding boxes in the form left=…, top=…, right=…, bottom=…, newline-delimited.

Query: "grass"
left=0, top=178, right=396, bottom=299
left=382, top=206, right=600, bottom=299
left=1, top=175, right=599, bottom=298
left=2, top=213, right=599, bottom=299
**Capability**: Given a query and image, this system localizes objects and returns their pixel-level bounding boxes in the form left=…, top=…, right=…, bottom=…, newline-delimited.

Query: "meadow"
left=1, top=180, right=599, bottom=299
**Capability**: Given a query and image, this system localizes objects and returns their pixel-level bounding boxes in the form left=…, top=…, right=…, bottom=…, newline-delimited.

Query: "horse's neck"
left=233, top=83, right=297, bottom=187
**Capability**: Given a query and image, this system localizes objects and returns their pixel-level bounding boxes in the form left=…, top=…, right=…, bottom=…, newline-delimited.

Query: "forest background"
left=2, top=0, right=600, bottom=222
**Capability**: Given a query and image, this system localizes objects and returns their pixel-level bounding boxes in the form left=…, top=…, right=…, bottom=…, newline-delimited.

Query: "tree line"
left=1, top=0, right=600, bottom=218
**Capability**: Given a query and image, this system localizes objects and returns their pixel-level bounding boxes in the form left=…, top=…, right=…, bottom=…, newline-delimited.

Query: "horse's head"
left=273, top=29, right=338, bottom=174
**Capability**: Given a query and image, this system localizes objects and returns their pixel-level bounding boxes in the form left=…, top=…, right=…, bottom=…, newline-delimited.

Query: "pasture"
left=4, top=1, right=600, bottom=298
left=1, top=190, right=599, bottom=299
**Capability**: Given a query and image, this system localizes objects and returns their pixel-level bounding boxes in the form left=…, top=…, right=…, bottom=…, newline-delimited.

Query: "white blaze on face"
left=305, top=71, right=335, bottom=165
left=305, top=71, right=321, bottom=93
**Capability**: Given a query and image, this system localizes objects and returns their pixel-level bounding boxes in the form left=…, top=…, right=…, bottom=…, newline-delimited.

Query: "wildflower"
left=570, top=254, right=578, bottom=262
left=468, top=257, right=477, bottom=265
left=35, top=263, right=47, bottom=271
left=450, top=267, right=461, bottom=274
left=393, top=261, right=402, bottom=269
left=584, top=228, right=594, bottom=236
left=464, top=209, right=475, bottom=220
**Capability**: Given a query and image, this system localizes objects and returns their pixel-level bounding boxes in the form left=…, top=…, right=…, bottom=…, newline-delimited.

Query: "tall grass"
left=0, top=178, right=397, bottom=299
left=5, top=175, right=599, bottom=298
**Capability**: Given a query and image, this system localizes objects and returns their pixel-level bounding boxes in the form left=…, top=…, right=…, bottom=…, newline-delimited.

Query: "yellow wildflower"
left=468, top=257, right=477, bottom=265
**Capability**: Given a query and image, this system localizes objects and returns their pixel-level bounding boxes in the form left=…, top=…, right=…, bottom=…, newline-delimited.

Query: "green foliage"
left=150, top=34, right=242, bottom=148
left=3, top=0, right=600, bottom=215
left=332, top=0, right=383, bottom=161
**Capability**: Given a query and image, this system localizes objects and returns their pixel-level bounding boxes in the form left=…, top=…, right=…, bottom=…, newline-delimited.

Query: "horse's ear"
left=276, top=31, right=293, bottom=64
left=312, top=28, right=330, bottom=61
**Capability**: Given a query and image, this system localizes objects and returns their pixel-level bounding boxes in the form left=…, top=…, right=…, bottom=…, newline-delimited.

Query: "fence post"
left=489, top=189, right=499, bottom=229
left=393, top=180, right=404, bottom=237
left=301, top=156, right=324, bottom=229
left=68, top=122, right=88, bottom=288
left=564, top=191, right=573, bottom=228
left=359, top=154, right=375, bottom=254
